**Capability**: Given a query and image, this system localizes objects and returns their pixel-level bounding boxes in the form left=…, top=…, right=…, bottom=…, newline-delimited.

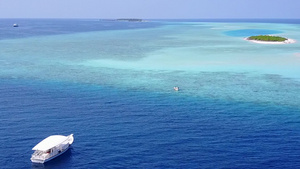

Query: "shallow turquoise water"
left=224, top=29, right=283, bottom=37
left=1, top=19, right=300, bottom=168
left=1, top=20, right=300, bottom=105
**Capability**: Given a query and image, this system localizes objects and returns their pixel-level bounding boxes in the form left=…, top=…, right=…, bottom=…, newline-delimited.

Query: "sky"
left=0, top=0, right=299, bottom=19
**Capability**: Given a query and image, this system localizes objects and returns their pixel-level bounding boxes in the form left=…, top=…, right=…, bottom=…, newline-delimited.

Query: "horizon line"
left=0, top=17, right=299, bottom=20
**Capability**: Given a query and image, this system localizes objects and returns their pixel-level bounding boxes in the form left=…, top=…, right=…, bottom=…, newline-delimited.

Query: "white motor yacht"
left=31, top=134, right=74, bottom=163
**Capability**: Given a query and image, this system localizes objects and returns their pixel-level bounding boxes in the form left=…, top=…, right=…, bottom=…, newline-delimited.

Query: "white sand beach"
left=245, top=38, right=296, bottom=44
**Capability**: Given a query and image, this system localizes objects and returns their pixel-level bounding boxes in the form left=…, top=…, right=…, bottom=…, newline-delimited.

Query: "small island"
left=116, top=18, right=144, bottom=22
left=248, top=35, right=287, bottom=41
left=245, top=35, right=295, bottom=44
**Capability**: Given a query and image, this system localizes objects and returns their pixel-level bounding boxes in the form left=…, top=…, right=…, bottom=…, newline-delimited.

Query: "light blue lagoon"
left=1, top=20, right=300, bottom=105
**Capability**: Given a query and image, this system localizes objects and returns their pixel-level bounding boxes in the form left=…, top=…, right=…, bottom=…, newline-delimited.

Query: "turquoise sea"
left=1, top=19, right=300, bottom=169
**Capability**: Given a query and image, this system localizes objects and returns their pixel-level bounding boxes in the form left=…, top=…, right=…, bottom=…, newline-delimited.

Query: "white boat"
left=31, top=134, right=74, bottom=163
left=13, top=24, right=18, bottom=27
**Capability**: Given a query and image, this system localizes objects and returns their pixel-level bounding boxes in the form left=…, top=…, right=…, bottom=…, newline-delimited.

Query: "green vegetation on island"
left=247, top=35, right=287, bottom=42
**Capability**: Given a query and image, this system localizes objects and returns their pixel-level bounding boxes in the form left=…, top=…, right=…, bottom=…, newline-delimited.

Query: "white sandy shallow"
left=244, top=38, right=296, bottom=44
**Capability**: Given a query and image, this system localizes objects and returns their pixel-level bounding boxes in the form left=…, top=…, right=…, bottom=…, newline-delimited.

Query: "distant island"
left=116, top=19, right=144, bottom=22
left=245, top=35, right=296, bottom=44
left=247, top=35, right=287, bottom=41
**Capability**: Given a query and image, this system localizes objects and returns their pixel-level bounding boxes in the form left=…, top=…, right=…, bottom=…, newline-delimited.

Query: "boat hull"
left=31, top=145, right=70, bottom=163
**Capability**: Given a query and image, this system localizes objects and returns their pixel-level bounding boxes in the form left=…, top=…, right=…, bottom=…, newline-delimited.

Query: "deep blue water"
left=0, top=19, right=162, bottom=40
left=1, top=78, right=300, bottom=169
left=1, top=19, right=300, bottom=169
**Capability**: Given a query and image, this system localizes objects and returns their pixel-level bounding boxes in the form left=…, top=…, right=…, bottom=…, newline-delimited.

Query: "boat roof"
left=32, top=135, right=69, bottom=151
